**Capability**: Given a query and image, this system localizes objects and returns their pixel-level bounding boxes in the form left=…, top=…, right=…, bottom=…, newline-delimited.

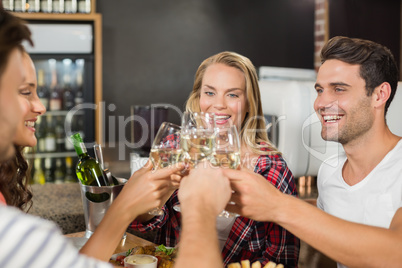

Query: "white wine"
left=181, top=133, right=215, bottom=165
left=150, top=148, right=182, bottom=169
left=211, top=150, right=241, bottom=169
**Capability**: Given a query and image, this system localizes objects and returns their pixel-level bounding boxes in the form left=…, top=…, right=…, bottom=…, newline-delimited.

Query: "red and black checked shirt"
left=130, top=152, right=300, bottom=267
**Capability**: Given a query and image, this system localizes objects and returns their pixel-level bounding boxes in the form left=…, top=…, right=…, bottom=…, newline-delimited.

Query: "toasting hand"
left=178, top=162, right=232, bottom=216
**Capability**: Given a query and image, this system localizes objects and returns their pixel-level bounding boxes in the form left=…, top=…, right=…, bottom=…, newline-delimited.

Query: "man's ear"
left=373, top=82, right=391, bottom=108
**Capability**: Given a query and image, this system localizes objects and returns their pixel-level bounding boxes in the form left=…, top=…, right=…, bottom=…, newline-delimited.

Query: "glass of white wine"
left=148, top=122, right=182, bottom=216
left=173, top=112, right=216, bottom=213
left=211, top=125, right=241, bottom=218
left=211, top=125, right=241, bottom=169
left=180, top=112, right=216, bottom=166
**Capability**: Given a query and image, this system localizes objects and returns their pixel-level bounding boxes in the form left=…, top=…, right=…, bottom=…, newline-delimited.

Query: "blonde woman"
left=131, top=51, right=300, bottom=267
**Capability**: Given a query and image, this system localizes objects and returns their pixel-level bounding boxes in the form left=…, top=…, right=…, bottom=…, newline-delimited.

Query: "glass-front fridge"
left=23, top=23, right=96, bottom=184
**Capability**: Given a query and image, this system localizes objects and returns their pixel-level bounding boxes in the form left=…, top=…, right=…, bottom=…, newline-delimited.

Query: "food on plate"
left=118, top=244, right=177, bottom=268
left=227, top=260, right=284, bottom=268
left=263, top=261, right=277, bottom=268
left=251, top=260, right=261, bottom=268
left=227, top=263, right=241, bottom=268
left=125, top=254, right=156, bottom=264
left=241, top=260, right=250, bottom=268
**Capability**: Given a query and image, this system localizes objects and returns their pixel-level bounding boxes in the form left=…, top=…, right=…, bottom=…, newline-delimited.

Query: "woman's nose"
left=33, top=98, right=47, bottom=115
left=213, top=95, right=226, bottom=110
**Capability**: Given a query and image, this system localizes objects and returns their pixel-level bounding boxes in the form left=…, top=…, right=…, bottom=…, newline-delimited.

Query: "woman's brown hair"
left=0, top=145, right=33, bottom=211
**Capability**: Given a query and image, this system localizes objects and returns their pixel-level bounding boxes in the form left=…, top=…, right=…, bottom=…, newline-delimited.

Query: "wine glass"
left=148, top=122, right=182, bottom=216
left=211, top=125, right=241, bottom=169
left=180, top=112, right=216, bottom=166
left=211, top=125, right=241, bottom=218
left=173, top=112, right=216, bottom=212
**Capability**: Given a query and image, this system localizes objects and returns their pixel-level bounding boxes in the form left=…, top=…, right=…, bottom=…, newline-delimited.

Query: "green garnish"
left=156, top=244, right=175, bottom=255
left=126, top=248, right=133, bottom=256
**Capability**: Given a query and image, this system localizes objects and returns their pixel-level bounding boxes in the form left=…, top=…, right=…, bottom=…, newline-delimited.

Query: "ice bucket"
left=79, top=178, right=127, bottom=238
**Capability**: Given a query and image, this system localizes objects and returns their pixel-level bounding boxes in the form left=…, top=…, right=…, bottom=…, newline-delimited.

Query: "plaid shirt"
left=130, top=152, right=300, bottom=267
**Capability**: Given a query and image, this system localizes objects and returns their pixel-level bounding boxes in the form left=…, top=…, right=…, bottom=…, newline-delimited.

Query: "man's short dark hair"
left=321, top=36, right=399, bottom=116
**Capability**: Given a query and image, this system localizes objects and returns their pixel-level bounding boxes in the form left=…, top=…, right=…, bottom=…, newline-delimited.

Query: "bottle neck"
left=74, top=141, right=88, bottom=157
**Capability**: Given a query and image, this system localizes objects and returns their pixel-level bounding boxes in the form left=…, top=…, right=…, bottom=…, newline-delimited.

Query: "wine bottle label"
left=40, top=0, right=52, bottom=12
left=3, top=0, right=14, bottom=10
left=38, top=138, right=46, bottom=152
left=14, top=0, right=26, bottom=11
left=45, top=137, right=56, bottom=152
left=50, top=99, right=62, bottom=111
left=28, top=0, right=40, bottom=12
left=74, top=97, right=84, bottom=105
left=64, top=100, right=75, bottom=110
left=53, top=0, right=64, bottom=12
left=64, top=0, right=77, bottom=13
left=78, top=0, right=90, bottom=13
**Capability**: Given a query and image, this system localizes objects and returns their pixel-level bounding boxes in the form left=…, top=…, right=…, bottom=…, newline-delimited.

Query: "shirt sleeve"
left=0, top=205, right=112, bottom=268
left=129, top=206, right=169, bottom=232
left=316, top=162, right=325, bottom=210
left=254, top=154, right=300, bottom=266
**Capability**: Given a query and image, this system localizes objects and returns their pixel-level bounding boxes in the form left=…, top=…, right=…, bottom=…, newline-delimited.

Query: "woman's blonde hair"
left=185, top=51, right=279, bottom=155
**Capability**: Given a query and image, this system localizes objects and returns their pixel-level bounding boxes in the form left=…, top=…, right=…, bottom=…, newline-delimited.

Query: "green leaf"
left=126, top=248, right=133, bottom=256
left=156, top=244, right=174, bottom=256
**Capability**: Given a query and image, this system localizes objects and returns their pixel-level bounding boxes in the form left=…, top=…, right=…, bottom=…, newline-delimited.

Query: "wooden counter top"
left=66, top=232, right=156, bottom=267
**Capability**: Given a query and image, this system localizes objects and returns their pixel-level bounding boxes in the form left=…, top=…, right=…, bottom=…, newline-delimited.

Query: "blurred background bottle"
left=45, top=115, right=56, bottom=152
left=55, top=116, right=65, bottom=151
left=74, top=69, right=84, bottom=106
left=33, top=158, right=46, bottom=185
left=64, top=157, right=76, bottom=183
left=14, top=0, right=26, bottom=12
left=3, top=0, right=14, bottom=11
left=37, top=69, right=50, bottom=111
left=27, top=0, right=40, bottom=12
left=44, top=158, right=54, bottom=183
left=40, top=0, right=52, bottom=12
left=64, top=0, right=77, bottom=13
left=35, top=116, right=46, bottom=153
left=77, top=0, right=90, bottom=13
left=49, top=86, right=62, bottom=111
left=54, top=158, right=65, bottom=184
left=52, top=0, right=64, bottom=13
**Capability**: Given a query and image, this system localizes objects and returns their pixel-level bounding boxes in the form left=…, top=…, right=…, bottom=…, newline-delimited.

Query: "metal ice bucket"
left=79, top=178, right=127, bottom=238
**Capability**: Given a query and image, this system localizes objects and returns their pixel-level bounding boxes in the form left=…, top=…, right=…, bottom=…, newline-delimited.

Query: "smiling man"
left=218, top=36, right=402, bottom=268
left=315, top=37, right=401, bottom=230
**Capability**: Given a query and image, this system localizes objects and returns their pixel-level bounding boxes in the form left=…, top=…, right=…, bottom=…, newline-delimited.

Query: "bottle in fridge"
left=23, top=23, right=98, bottom=184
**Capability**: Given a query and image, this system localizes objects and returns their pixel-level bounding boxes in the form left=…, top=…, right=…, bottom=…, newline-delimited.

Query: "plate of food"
left=111, top=244, right=177, bottom=268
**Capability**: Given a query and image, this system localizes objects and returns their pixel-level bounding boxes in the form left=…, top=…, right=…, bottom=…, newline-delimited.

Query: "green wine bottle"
left=71, top=133, right=109, bottom=186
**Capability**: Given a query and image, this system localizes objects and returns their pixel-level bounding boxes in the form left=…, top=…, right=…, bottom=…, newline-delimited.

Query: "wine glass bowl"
left=148, top=122, right=181, bottom=216
left=211, top=125, right=241, bottom=218
left=180, top=112, right=216, bottom=167
left=211, top=125, right=241, bottom=169
left=149, top=122, right=182, bottom=170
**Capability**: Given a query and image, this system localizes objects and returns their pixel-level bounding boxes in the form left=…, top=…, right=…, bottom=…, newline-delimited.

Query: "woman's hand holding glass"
left=148, top=122, right=182, bottom=216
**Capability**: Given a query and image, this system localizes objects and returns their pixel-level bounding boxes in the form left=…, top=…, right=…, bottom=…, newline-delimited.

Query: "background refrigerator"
left=23, top=23, right=97, bottom=184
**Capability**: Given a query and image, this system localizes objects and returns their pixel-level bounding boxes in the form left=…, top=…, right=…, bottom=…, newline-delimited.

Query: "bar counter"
left=66, top=232, right=155, bottom=267
left=29, top=183, right=85, bottom=234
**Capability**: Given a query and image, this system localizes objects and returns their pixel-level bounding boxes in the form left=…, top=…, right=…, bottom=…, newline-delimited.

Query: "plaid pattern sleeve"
left=129, top=190, right=182, bottom=247
left=130, top=146, right=300, bottom=267
left=221, top=153, right=300, bottom=267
